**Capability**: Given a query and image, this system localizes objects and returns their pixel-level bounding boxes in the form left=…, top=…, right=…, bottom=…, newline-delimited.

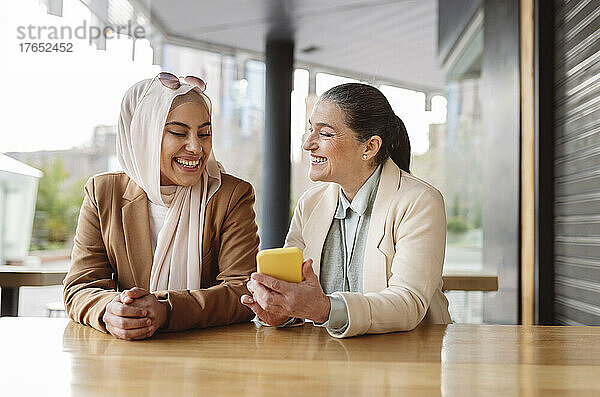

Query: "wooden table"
left=442, top=272, right=499, bottom=291
left=0, top=263, right=69, bottom=316
left=1, top=318, right=599, bottom=396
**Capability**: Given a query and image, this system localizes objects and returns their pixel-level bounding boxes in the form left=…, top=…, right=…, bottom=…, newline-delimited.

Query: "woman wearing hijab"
left=64, top=73, right=259, bottom=340
left=242, top=83, right=451, bottom=338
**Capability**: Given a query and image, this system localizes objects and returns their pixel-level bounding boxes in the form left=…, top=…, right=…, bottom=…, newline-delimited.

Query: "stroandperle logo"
left=16, top=20, right=146, bottom=52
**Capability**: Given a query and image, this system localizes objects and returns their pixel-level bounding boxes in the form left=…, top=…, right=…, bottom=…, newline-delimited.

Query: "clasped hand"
left=241, top=259, right=331, bottom=326
left=103, top=287, right=168, bottom=340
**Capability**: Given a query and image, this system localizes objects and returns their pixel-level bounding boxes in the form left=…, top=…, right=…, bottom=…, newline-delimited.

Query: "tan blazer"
left=285, top=158, right=452, bottom=338
left=64, top=171, right=259, bottom=333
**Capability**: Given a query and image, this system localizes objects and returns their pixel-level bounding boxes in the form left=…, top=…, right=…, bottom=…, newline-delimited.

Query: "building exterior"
left=7, top=125, right=119, bottom=186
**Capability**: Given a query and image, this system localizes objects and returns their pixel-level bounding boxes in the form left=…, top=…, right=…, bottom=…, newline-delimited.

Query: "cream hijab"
left=117, top=77, right=224, bottom=292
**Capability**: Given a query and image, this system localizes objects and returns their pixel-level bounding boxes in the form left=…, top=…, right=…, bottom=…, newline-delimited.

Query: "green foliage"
left=447, top=215, right=470, bottom=234
left=30, top=158, right=86, bottom=251
left=472, top=208, right=482, bottom=229
left=452, top=193, right=461, bottom=217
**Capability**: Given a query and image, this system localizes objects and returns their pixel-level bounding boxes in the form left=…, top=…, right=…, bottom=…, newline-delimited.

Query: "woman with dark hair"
left=242, top=83, right=451, bottom=338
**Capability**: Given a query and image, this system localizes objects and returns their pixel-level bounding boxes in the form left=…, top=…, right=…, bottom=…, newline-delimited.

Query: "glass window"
left=409, top=80, right=483, bottom=323
left=1, top=0, right=159, bottom=316
left=2, top=1, right=485, bottom=322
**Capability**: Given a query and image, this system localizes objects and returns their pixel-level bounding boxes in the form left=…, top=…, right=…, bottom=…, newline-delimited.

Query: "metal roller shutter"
left=554, top=0, right=600, bottom=325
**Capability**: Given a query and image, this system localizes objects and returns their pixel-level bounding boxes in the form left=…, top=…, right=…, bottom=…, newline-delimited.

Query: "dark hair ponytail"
left=387, top=114, right=411, bottom=172
left=320, top=83, right=411, bottom=173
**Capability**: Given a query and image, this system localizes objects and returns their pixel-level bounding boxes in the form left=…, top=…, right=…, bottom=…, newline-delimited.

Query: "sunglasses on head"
left=157, top=71, right=206, bottom=92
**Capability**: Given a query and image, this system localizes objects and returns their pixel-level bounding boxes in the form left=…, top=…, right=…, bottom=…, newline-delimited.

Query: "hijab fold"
left=117, top=77, right=223, bottom=292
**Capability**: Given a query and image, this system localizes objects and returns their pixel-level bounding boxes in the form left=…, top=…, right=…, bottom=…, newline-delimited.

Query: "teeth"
left=175, top=158, right=200, bottom=168
left=311, top=155, right=327, bottom=164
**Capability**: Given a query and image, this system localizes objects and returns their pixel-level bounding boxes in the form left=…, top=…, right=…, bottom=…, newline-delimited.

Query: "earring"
left=362, top=154, right=368, bottom=159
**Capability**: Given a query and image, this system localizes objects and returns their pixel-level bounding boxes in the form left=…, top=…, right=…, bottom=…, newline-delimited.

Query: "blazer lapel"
left=302, top=183, right=338, bottom=279
left=363, top=159, right=402, bottom=292
left=121, top=180, right=153, bottom=289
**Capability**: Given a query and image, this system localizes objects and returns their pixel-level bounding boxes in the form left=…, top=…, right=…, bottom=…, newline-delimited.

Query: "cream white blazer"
left=285, top=158, right=452, bottom=338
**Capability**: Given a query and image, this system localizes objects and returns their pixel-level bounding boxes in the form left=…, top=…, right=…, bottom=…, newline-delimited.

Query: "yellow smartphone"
left=256, top=247, right=303, bottom=283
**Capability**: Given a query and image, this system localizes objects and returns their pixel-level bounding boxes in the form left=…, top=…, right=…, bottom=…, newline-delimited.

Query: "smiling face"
left=303, top=100, right=377, bottom=197
left=160, top=101, right=212, bottom=186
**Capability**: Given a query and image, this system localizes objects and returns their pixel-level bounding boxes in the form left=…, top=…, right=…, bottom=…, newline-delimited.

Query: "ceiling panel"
left=146, top=0, right=444, bottom=91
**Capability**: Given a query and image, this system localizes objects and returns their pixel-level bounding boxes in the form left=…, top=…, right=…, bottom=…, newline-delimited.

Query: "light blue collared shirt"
left=317, top=164, right=382, bottom=332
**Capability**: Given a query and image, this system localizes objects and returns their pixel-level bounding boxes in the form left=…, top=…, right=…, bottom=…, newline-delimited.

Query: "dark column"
left=1, top=287, right=20, bottom=316
left=262, top=39, right=294, bottom=249
left=534, top=0, right=554, bottom=324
